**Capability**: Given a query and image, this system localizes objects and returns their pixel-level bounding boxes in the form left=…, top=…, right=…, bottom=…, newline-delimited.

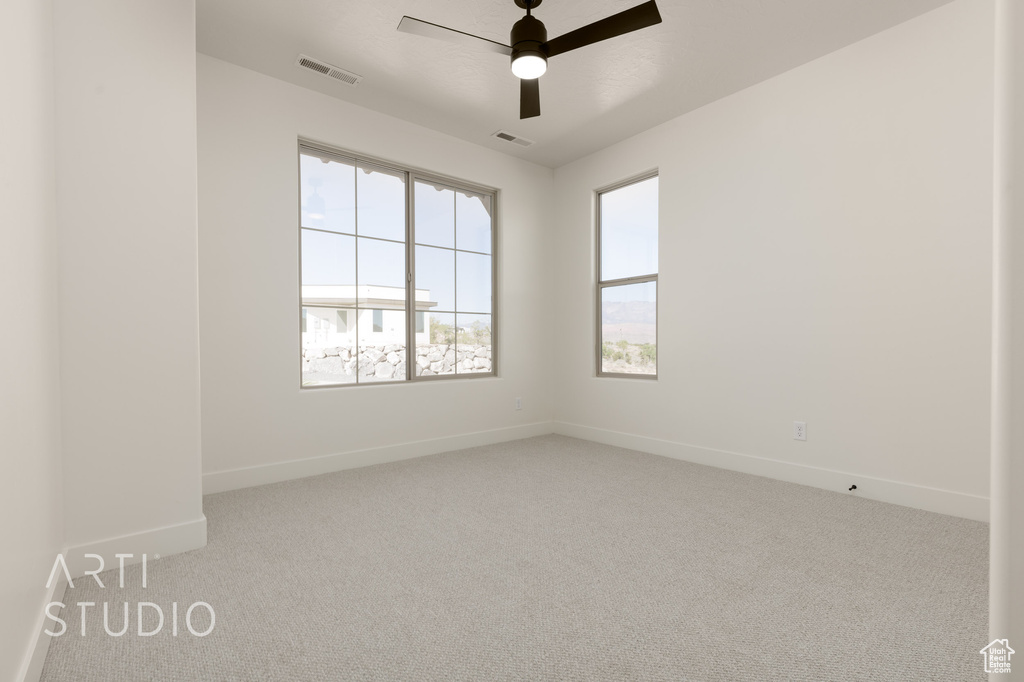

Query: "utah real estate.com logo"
left=44, top=554, right=215, bottom=638
left=980, top=639, right=1014, bottom=675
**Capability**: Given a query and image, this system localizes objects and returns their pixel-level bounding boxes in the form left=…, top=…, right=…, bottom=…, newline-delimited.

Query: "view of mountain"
left=602, top=300, right=656, bottom=344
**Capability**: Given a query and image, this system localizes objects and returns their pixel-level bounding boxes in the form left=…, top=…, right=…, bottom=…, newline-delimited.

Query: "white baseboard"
left=63, top=515, right=208, bottom=579
left=203, top=421, right=556, bottom=495
left=17, top=569, right=68, bottom=682
left=553, top=421, right=989, bottom=522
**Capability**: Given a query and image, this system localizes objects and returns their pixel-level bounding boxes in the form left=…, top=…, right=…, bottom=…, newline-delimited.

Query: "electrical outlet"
left=515, top=397, right=522, bottom=411
left=793, top=421, right=807, bottom=441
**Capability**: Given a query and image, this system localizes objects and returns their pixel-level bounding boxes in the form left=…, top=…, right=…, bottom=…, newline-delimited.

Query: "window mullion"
left=599, top=273, right=658, bottom=287
left=406, top=171, right=415, bottom=381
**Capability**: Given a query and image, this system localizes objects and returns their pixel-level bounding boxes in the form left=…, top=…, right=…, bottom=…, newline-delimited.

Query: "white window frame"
left=596, top=170, right=659, bottom=379
left=298, top=140, right=498, bottom=388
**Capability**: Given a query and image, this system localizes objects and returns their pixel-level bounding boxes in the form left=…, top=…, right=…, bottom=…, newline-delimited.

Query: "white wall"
left=0, top=1, right=64, bottom=678
left=197, top=55, right=554, bottom=485
left=552, top=0, right=994, bottom=520
left=54, top=0, right=205, bottom=564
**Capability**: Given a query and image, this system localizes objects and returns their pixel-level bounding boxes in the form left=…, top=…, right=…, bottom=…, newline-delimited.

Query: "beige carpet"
left=41, top=435, right=988, bottom=680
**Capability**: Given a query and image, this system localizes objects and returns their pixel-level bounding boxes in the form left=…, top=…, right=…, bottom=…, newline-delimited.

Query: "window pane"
left=301, top=229, right=357, bottom=386
left=415, top=245, right=454, bottom=312
left=300, top=154, right=355, bottom=233
left=456, top=191, right=491, bottom=254
left=456, top=251, right=491, bottom=314
left=415, top=311, right=455, bottom=377
left=301, top=229, right=354, bottom=286
left=357, top=164, right=405, bottom=241
left=601, top=282, right=656, bottom=375
left=301, top=307, right=357, bottom=386
left=456, top=313, right=492, bottom=374
left=357, top=308, right=406, bottom=383
left=415, top=181, right=455, bottom=248
left=600, top=176, right=658, bottom=281
left=357, top=237, right=405, bottom=290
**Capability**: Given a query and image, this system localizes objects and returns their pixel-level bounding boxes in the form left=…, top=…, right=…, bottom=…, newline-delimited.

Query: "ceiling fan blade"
left=544, top=0, right=662, bottom=58
left=520, top=78, right=540, bottom=119
left=397, top=16, right=513, bottom=56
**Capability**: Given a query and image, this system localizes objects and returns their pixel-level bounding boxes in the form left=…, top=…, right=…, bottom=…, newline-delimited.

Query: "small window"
left=597, top=173, right=658, bottom=377
left=372, top=309, right=383, bottom=333
left=415, top=311, right=425, bottom=333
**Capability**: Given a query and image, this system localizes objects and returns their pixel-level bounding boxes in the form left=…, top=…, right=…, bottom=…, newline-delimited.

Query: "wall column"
left=991, top=0, right=1024, bottom=675
left=54, top=0, right=205, bottom=570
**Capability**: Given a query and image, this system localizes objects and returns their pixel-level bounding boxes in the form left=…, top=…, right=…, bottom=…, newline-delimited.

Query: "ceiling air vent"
left=492, top=130, right=535, bottom=148
left=295, top=54, right=363, bottom=87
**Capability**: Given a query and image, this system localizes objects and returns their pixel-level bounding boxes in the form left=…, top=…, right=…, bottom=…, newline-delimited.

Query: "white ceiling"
left=197, top=0, right=955, bottom=168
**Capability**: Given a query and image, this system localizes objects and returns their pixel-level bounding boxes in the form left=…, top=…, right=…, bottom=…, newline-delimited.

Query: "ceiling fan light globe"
left=511, top=54, right=547, bottom=79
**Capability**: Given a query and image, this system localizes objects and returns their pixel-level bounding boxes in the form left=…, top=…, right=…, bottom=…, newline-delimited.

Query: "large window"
left=597, top=173, right=658, bottom=377
left=299, top=143, right=495, bottom=387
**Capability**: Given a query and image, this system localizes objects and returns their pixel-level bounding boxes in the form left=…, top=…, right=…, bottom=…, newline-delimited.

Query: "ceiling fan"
left=397, top=0, right=663, bottom=119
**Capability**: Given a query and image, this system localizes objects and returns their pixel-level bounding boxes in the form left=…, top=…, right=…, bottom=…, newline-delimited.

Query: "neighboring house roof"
left=302, top=285, right=437, bottom=311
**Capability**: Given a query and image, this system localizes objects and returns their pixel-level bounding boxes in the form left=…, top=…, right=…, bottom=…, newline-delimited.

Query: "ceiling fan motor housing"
left=510, top=15, right=548, bottom=66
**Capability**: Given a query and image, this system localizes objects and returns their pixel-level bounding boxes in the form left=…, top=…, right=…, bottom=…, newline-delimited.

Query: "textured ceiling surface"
left=197, top=0, right=955, bottom=168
